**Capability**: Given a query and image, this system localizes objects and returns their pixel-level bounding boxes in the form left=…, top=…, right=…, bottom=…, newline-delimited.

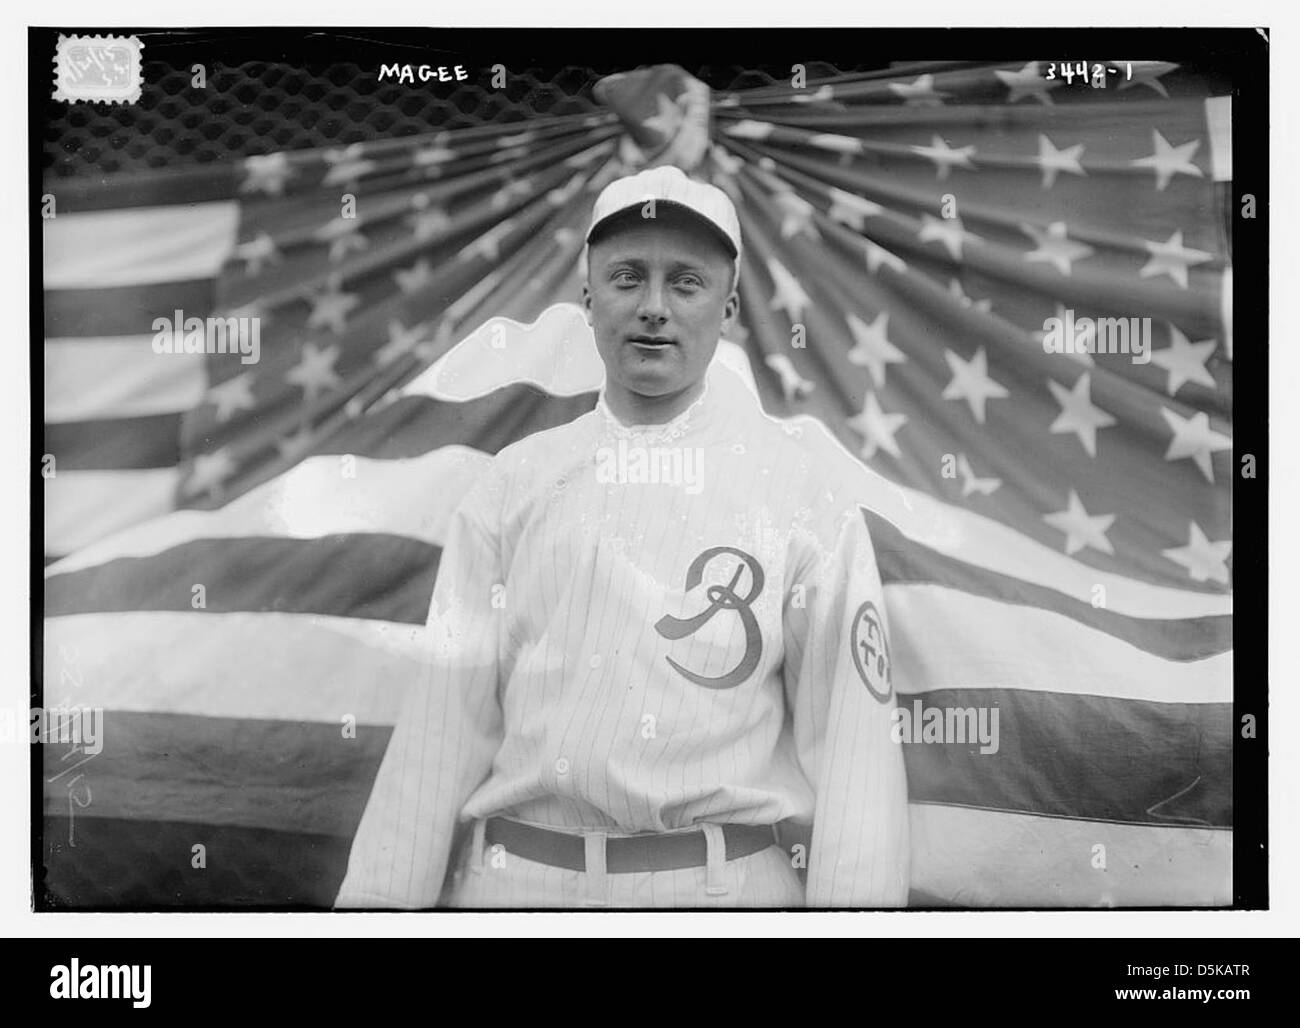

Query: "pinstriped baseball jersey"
left=336, top=362, right=909, bottom=908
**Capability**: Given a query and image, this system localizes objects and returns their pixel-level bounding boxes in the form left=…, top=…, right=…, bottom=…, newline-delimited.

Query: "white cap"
left=585, top=165, right=742, bottom=262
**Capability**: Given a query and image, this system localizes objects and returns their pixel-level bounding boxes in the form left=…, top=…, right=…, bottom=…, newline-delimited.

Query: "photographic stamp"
left=51, top=34, right=144, bottom=105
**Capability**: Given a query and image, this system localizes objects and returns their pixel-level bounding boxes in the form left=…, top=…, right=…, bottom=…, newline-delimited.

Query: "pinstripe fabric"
left=336, top=364, right=908, bottom=908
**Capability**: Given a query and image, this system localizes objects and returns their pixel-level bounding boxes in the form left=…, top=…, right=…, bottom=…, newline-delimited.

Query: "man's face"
left=583, top=213, right=739, bottom=405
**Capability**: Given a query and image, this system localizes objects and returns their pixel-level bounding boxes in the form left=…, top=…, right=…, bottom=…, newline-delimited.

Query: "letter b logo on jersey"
left=655, top=546, right=764, bottom=690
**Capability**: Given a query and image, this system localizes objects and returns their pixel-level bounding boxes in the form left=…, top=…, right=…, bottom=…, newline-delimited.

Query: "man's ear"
left=581, top=283, right=594, bottom=327
left=719, top=288, right=739, bottom=337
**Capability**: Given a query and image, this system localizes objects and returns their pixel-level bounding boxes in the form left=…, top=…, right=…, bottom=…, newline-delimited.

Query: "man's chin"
left=616, top=359, right=684, bottom=395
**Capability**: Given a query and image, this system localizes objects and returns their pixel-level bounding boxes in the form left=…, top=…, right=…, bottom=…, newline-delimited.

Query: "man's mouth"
left=627, top=334, right=676, bottom=349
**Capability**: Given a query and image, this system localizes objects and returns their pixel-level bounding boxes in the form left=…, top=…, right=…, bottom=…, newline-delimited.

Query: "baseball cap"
left=585, top=165, right=742, bottom=266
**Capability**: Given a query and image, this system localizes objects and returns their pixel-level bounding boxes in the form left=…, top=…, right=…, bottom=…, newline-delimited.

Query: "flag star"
left=767, top=257, right=812, bottom=321
left=774, top=190, right=821, bottom=239
left=711, top=145, right=744, bottom=176
left=414, top=321, right=454, bottom=362
left=1117, top=61, right=1177, bottom=98
left=413, top=145, right=457, bottom=167
left=407, top=204, right=453, bottom=242
left=827, top=188, right=883, bottom=231
left=393, top=258, right=436, bottom=294
left=234, top=233, right=281, bottom=275
left=552, top=227, right=578, bottom=248
left=275, top=425, right=316, bottom=462
left=1140, top=230, right=1213, bottom=289
left=375, top=320, right=427, bottom=367
left=919, top=214, right=981, bottom=262
left=1160, top=407, right=1231, bottom=483
left=490, top=177, right=534, bottom=211
left=847, top=392, right=908, bottom=460
left=307, top=286, right=360, bottom=333
left=846, top=311, right=907, bottom=387
left=496, top=131, right=535, bottom=149
left=642, top=93, right=687, bottom=139
left=240, top=153, right=294, bottom=196
left=1150, top=326, right=1218, bottom=395
left=461, top=219, right=515, bottom=262
left=286, top=342, right=343, bottom=401
left=1036, top=302, right=1094, bottom=365
left=322, top=144, right=378, bottom=188
left=948, top=278, right=993, bottom=314
left=545, top=175, right=585, bottom=208
left=1043, top=490, right=1116, bottom=556
left=864, top=240, right=907, bottom=274
left=1021, top=221, right=1095, bottom=276
left=1036, top=134, right=1087, bottom=189
left=888, top=74, right=950, bottom=106
left=764, top=353, right=815, bottom=402
left=723, top=120, right=774, bottom=141
left=1047, top=372, right=1117, bottom=458
left=956, top=453, right=1001, bottom=497
left=808, top=133, right=863, bottom=156
left=1131, top=129, right=1204, bottom=191
left=790, top=85, right=835, bottom=105
left=910, top=134, right=977, bottom=179
left=205, top=372, right=257, bottom=423
left=1162, top=521, right=1232, bottom=585
left=312, top=218, right=369, bottom=263
left=223, top=302, right=271, bottom=329
left=183, top=449, right=237, bottom=500
left=995, top=62, right=1064, bottom=105
left=941, top=346, right=1009, bottom=424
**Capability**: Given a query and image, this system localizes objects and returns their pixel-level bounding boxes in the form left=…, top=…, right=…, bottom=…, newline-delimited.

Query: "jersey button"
left=589, top=654, right=602, bottom=669
left=554, top=757, right=570, bottom=776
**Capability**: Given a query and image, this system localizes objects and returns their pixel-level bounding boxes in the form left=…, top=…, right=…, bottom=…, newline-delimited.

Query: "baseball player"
left=335, top=165, right=909, bottom=908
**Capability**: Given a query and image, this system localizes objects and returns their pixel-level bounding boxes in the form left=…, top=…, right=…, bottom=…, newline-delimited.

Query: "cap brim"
left=586, top=200, right=738, bottom=259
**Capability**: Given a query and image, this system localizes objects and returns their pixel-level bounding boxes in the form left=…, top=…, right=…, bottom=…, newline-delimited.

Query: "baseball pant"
left=447, top=819, right=805, bottom=908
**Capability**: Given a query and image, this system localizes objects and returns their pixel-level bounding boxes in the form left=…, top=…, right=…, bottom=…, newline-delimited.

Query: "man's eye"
left=612, top=271, right=639, bottom=285
left=674, top=276, right=702, bottom=289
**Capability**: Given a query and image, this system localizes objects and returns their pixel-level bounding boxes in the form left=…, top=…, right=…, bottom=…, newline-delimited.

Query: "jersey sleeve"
left=783, top=504, right=910, bottom=908
left=334, top=468, right=506, bottom=909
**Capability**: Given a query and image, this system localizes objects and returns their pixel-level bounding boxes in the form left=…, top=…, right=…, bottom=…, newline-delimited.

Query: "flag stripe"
left=43, top=201, right=240, bottom=289
left=45, top=447, right=491, bottom=576
left=44, top=535, right=441, bottom=622
left=43, top=597, right=1227, bottom=729
left=44, top=279, right=216, bottom=338
left=891, top=585, right=1232, bottom=701
left=909, top=804, right=1230, bottom=907
left=45, top=336, right=209, bottom=422
left=45, top=413, right=184, bottom=470
left=1205, top=96, right=1232, bottom=182
left=868, top=511, right=1231, bottom=660
left=315, top=388, right=598, bottom=461
left=44, top=696, right=1227, bottom=837
left=44, top=611, right=424, bottom=724
left=43, top=712, right=387, bottom=836
left=41, top=817, right=351, bottom=909
left=48, top=163, right=243, bottom=214
left=44, top=468, right=181, bottom=559
left=900, top=688, right=1230, bottom=826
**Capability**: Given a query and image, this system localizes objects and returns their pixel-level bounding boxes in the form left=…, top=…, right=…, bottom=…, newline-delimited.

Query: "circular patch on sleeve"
left=850, top=600, right=892, bottom=702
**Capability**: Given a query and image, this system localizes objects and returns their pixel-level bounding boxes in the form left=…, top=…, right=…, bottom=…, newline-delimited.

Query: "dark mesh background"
left=42, top=62, right=844, bottom=178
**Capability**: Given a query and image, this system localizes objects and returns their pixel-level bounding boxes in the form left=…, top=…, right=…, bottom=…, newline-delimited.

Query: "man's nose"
left=637, top=279, right=669, bottom=323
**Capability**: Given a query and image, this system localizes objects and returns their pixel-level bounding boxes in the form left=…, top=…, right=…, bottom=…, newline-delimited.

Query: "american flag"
left=42, top=60, right=1232, bottom=906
